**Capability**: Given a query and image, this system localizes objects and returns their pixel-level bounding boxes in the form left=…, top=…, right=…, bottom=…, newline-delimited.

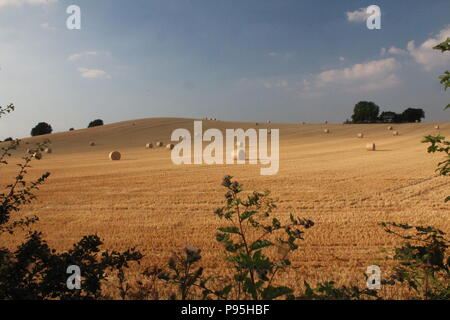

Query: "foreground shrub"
left=381, top=223, right=449, bottom=299
left=1, top=104, right=142, bottom=300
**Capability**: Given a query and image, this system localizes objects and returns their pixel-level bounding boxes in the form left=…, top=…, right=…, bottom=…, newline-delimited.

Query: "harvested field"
left=1, top=118, right=449, bottom=298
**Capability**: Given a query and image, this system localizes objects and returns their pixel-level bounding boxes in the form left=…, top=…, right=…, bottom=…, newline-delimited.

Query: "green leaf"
left=218, top=226, right=240, bottom=234
left=240, top=210, right=257, bottom=221
left=261, top=285, right=293, bottom=300
left=250, top=240, right=273, bottom=251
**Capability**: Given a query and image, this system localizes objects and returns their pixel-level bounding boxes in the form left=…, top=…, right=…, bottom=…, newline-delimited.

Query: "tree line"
left=349, top=101, right=425, bottom=124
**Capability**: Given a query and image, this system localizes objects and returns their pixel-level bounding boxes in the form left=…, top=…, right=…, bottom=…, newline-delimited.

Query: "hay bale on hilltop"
left=146, top=143, right=153, bottom=149
left=393, top=131, right=399, bottom=136
left=324, top=129, right=330, bottom=134
left=387, top=126, right=393, bottom=131
left=156, top=141, right=163, bottom=147
left=166, top=143, right=174, bottom=150
left=435, top=125, right=440, bottom=129
left=44, top=148, right=52, bottom=154
left=357, top=133, right=364, bottom=138
left=109, top=151, right=121, bottom=161
left=366, top=143, right=376, bottom=151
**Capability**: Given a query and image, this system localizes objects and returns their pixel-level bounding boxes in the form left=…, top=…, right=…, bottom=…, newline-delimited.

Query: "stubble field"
left=1, top=118, right=449, bottom=298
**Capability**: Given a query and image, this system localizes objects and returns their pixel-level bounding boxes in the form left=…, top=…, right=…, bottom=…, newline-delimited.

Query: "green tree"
left=402, top=108, right=425, bottom=123
left=351, top=101, right=380, bottom=123
left=31, top=122, right=52, bottom=136
left=88, top=119, right=104, bottom=128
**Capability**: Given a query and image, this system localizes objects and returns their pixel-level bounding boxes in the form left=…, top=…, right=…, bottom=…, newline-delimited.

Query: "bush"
left=1, top=104, right=142, bottom=300
left=88, top=119, right=104, bottom=128
left=69, top=128, right=74, bottom=131
left=3, top=137, right=13, bottom=142
left=31, top=122, right=52, bottom=137
left=380, top=223, right=449, bottom=299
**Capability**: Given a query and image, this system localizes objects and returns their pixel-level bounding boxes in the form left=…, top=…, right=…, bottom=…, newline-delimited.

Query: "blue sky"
left=1, top=0, right=450, bottom=138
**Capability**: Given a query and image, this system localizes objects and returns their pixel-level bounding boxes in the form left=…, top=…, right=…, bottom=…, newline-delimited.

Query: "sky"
left=0, top=0, right=450, bottom=139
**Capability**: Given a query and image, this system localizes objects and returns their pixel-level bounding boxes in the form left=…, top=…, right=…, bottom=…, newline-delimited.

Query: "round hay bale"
left=268, top=129, right=271, bottom=135
left=44, top=148, right=52, bottom=154
left=89, top=141, right=95, bottom=146
left=392, top=131, right=399, bottom=136
left=156, top=141, right=163, bottom=147
left=435, top=125, right=440, bottom=129
left=145, top=143, right=153, bottom=149
left=366, top=143, right=376, bottom=151
left=324, top=129, right=330, bottom=134
left=357, top=133, right=364, bottom=138
left=109, top=151, right=121, bottom=161
left=267, top=120, right=271, bottom=124
left=387, top=126, right=393, bottom=131
left=166, top=143, right=174, bottom=150
left=33, top=152, right=42, bottom=160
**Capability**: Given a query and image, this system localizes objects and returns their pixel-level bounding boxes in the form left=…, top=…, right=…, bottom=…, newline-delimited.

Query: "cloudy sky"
left=1, top=0, right=450, bottom=138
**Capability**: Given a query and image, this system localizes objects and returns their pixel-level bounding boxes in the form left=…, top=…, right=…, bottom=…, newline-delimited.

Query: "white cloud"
left=40, top=22, right=55, bottom=31
left=357, top=73, right=400, bottom=92
left=263, top=79, right=289, bottom=88
left=78, top=67, right=111, bottom=80
left=406, top=26, right=450, bottom=71
left=339, top=56, right=345, bottom=62
left=0, top=0, right=57, bottom=8
left=387, top=46, right=407, bottom=55
left=267, top=51, right=294, bottom=59
left=68, top=51, right=110, bottom=61
left=316, top=58, right=398, bottom=86
left=346, top=8, right=369, bottom=22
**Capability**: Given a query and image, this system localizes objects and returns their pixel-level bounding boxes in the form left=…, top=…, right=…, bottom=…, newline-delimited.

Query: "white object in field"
left=109, top=151, right=121, bottom=160
left=166, top=143, right=174, bottom=150
left=44, top=148, right=52, bottom=153
left=156, top=141, right=163, bottom=147
left=357, top=133, right=364, bottom=138
left=324, top=129, right=330, bottom=134
left=392, top=131, right=399, bottom=136
left=33, top=152, right=42, bottom=160
left=387, top=126, right=393, bottom=130
left=366, top=143, right=376, bottom=151
left=89, top=141, right=95, bottom=146
left=146, top=143, right=153, bottom=149
left=435, top=125, right=440, bottom=129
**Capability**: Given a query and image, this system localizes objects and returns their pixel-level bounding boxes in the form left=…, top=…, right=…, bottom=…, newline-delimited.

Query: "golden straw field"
left=1, top=118, right=449, bottom=298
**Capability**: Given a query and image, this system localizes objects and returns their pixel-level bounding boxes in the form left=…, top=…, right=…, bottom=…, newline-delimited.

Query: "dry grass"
left=1, top=118, right=449, bottom=299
